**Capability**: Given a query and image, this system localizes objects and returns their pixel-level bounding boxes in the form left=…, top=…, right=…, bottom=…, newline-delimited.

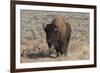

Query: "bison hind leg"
left=55, top=48, right=61, bottom=57
left=58, top=48, right=63, bottom=55
left=62, top=34, right=71, bottom=56
left=55, top=48, right=63, bottom=57
left=55, top=49, right=60, bottom=57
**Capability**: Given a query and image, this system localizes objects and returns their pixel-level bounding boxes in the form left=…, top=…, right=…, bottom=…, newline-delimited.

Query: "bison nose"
left=51, top=44, right=54, bottom=49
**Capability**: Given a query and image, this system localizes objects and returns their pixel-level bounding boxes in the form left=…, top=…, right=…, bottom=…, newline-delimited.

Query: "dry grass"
left=20, top=10, right=89, bottom=63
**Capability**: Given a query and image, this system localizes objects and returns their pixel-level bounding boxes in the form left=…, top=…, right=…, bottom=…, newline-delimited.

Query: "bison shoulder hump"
left=52, top=16, right=70, bottom=37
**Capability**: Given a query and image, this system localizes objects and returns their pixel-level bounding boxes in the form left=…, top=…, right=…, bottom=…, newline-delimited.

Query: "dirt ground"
left=20, top=10, right=89, bottom=63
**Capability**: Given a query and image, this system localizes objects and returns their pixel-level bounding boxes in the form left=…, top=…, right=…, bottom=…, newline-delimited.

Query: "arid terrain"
left=20, top=10, right=89, bottom=63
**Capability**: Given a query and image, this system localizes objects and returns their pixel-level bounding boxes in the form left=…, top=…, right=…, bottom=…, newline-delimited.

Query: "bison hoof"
left=50, top=54, right=57, bottom=58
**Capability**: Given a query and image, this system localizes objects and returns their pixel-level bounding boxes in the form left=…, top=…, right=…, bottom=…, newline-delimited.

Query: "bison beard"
left=43, top=16, right=71, bottom=57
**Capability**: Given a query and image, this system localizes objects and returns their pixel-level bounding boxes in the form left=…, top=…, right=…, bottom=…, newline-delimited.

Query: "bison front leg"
left=49, top=48, right=53, bottom=55
left=55, top=49, right=60, bottom=57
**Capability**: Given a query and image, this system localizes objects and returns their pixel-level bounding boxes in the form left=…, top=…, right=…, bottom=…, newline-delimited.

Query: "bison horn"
left=43, top=23, right=46, bottom=29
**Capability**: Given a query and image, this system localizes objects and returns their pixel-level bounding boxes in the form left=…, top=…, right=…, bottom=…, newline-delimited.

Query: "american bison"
left=43, top=16, right=71, bottom=57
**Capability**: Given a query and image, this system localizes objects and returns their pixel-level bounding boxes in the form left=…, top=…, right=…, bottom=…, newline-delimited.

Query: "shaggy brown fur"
left=52, top=16, right=71, bottom=55
left=44, top=16, right=71, bottom=56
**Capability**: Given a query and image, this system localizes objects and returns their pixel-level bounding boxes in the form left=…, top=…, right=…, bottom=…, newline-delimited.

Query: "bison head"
left=43, top=24, right=58, bottom=49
